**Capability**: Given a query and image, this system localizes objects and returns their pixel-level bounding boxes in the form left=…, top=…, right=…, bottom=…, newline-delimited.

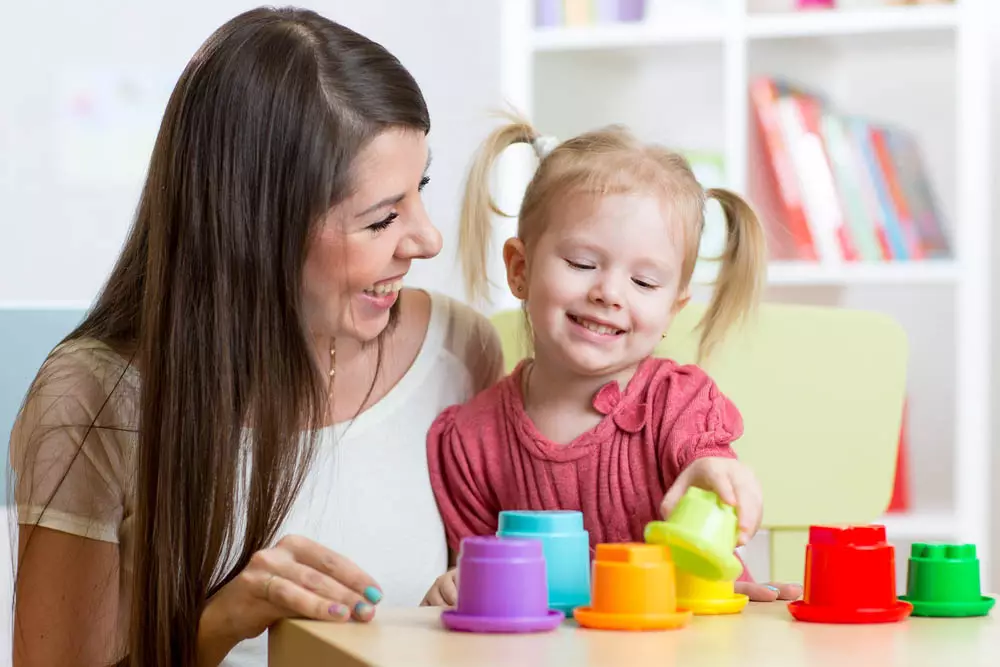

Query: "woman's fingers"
left=261, top=572, right=354, bottom=622
left=277, top=535, right=383, bottom=605
left=734, top=581, right=803, bottom=602
left=274, top=559, right=376, bottom=620
left=771, top=582, right=803, bottom=600
left=734, top=581, right=779, bottom=602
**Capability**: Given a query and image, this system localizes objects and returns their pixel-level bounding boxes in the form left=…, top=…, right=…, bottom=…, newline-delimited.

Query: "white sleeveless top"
left=11, top=291, right=503, bottom=666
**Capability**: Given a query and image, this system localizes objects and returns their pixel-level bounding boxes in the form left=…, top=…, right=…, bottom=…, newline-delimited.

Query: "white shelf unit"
left=498, top=0, right=991, bottom=585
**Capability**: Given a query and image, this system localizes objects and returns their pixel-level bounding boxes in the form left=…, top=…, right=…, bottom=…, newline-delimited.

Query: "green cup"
left=644, top=487, right=742, bottom=581
left=899, top=543, right=995, bottom=617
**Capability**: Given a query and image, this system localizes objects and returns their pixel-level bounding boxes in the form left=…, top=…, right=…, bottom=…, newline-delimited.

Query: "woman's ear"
left=503, top=238, right=528, bottom=300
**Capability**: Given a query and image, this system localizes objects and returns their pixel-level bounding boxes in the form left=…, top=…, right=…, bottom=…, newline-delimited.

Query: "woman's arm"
left=14, top=525, right=120, bottom=667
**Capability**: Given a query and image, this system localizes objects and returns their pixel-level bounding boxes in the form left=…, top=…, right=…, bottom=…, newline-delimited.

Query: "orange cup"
left=573, top=543, right=693, bottom=631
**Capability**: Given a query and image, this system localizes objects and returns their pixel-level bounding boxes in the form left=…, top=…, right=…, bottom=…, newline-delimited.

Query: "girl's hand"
left=661, top=456, right=763, bottom=545
left=736, top=581, right=803, bottom=602
left=198, top=535, right=383, bottom=664
left=420, top=568, right=459, bottom=607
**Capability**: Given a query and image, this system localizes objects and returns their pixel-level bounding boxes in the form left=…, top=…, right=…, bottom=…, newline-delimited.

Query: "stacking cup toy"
left=643, top=487, right=742, bottom=581
left=497, top=510, right=591, bottom=614
left=441, top=536, right=564, bottom=633
left=573, top=543, right=692, bottom=631
left=899, top=543, right=996, bottom=617
left=788, top=525, right=913, bottom=624
left=675, top=569, right=749, bottom=615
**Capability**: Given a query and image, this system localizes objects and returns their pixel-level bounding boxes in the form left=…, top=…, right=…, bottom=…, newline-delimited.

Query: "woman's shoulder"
left=19, top=336, right=139, bottom=432
left=422, top=290, right=505, bottom=394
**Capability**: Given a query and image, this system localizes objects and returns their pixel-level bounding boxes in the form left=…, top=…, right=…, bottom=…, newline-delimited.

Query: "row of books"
left=749, top=76, right=950, bottom=263
left=535, top=0, right=646, bottom=27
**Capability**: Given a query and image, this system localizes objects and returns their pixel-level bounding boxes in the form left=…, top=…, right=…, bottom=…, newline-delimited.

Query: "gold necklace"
left=328, top=341, right=335, bottom=400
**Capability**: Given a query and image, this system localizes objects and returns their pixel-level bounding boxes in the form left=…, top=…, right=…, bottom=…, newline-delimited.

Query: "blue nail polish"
left=766, top=585, right=779, bottom=593
left=364, top=586, right=383, bottom=604
left=355, top=601, right=373, bottom=617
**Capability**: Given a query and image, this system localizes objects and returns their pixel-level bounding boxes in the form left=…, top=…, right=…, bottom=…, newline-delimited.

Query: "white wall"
left=0, top=0, right=502, bottom=305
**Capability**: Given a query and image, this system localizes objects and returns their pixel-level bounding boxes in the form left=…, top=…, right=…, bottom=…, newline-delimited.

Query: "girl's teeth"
left=574, top=315, right=620, bottom=335
left=364, top=280, right=402, bottom=296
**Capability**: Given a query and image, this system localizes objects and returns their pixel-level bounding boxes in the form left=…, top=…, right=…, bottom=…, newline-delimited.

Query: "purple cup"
left=441, top=536, right=564, bottom=633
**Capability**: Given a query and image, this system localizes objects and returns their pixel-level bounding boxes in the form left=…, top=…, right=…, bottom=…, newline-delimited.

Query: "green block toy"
left=899, top=543, right=995, bottom=617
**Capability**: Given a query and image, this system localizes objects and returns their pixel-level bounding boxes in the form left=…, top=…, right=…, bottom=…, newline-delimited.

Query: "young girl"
left=422, top=116, right=802, bottom=606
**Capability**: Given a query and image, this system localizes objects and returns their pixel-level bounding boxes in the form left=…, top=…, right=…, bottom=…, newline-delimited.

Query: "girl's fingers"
left=421, top=585, right=448, bottom=607
left=440, top=573, right=459, bottom=606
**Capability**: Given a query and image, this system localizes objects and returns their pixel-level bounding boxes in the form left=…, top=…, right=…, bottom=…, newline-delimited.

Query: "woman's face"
left=302, top=128, right=440, bottom=343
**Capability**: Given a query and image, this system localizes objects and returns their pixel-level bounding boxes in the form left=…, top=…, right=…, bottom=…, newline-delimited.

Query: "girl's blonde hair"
left=459, top=111, right=766, bottom=360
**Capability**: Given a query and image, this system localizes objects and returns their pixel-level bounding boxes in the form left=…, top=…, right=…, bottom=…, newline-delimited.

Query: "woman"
left=9, top=7, right=502, bottom=667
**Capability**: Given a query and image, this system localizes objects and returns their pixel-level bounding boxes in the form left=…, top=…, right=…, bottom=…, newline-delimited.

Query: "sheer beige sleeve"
left=442, top=297, right=506, bottom=394
left=9, top=340, right=136, bottom=544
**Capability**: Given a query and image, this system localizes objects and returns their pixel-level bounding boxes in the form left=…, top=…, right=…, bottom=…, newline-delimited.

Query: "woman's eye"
left=368, top=212, right=398, bottom=233
left=418, top=175, right=430, bottom=192
left=566, top=260, right=594, bottom=270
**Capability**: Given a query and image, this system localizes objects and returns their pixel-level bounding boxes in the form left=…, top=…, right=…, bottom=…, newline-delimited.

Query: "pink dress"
left=427, top=356, right=751, bottom=581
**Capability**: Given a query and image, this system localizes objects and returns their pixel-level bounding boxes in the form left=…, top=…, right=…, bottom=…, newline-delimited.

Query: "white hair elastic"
left=531, top=135, right=559, bottom=160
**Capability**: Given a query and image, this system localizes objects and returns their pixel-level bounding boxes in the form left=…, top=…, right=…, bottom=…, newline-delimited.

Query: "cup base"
left=645, top=522, right=742, bottom=581
left=788, top=599, right=913, bottom=624
left=550, top=600, right=588, bottom=615
left=899, top=595, right=995, bottom=618
left=677, top=593, right=749, bottom=615
left=440, top=609, right=564, bottom=634
left=573, top=606, right=693, bottom=631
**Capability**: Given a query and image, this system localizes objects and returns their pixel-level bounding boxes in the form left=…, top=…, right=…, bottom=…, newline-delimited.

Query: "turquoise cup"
left=497, top=510, right=591, bottom=614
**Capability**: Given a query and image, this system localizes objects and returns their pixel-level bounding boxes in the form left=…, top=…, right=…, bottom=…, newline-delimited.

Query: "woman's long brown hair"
left=13, top=7, right=429, bottom=666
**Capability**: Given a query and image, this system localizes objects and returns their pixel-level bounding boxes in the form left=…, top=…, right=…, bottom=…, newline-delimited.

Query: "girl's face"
left=506, top=190, right=689, bottom=379
left=302, top=128, right=440, bottom=343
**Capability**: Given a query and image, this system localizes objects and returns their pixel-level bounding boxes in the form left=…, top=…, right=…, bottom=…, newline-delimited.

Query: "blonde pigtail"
left=697, top=188, right=767, bottom=360
left=458, top=112, right=539, bottom=305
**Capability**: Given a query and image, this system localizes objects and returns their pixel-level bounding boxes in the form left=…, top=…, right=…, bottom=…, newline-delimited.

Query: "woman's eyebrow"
left=355, top=151, right=433, bottom=218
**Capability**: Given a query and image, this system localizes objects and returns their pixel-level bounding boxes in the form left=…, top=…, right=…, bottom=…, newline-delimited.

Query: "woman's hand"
left=420, top=568, right=458, bottom=607
left=736, top=581, right=803, bottom=602
left=198, top=535, right=383, bottom=665
left=661, top=456, right=763, bottom=546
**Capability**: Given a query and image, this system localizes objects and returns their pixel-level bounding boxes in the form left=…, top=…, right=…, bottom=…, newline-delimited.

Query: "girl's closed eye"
left=632, top=277, right=659, bottom=290
left=565, top=259, right=595, bottom=270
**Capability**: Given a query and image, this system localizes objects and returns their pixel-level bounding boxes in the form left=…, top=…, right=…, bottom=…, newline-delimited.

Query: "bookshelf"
left=497, top=0, right=991, bottom=586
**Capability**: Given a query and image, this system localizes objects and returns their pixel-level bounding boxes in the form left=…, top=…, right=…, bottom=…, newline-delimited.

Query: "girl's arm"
left=14, top=525, right=121, bottom=666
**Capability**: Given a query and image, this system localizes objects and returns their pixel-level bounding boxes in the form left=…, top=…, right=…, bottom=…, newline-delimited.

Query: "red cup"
left=788, top=525, right=912, bottom=624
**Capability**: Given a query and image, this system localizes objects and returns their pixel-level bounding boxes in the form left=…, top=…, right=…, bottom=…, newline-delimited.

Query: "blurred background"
left=0, top=0, right=997, bottom=650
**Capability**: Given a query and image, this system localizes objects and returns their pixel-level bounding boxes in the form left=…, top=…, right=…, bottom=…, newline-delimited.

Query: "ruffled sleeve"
left=651, top=363, right=744, bottom=479
left=426, top=405, right=497, bottom=552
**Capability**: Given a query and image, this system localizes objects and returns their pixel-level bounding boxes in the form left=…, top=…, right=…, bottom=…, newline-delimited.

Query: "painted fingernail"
left=354, top=601, right=373, bottom=618
left=329, top=603, right=350, bottom=618
left=364, top=586, right=383, bottom=604
left=766, top=585, right=779, bottom=593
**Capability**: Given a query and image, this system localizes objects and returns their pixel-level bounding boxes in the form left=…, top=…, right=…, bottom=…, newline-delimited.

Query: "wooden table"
left=269, top=601, right=998, bottom=667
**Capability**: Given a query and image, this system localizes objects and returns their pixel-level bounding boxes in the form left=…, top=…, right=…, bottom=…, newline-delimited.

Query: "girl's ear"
left=503, top=237, right=528, bottom=300
left=672, top=285, right=691, bottom=315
